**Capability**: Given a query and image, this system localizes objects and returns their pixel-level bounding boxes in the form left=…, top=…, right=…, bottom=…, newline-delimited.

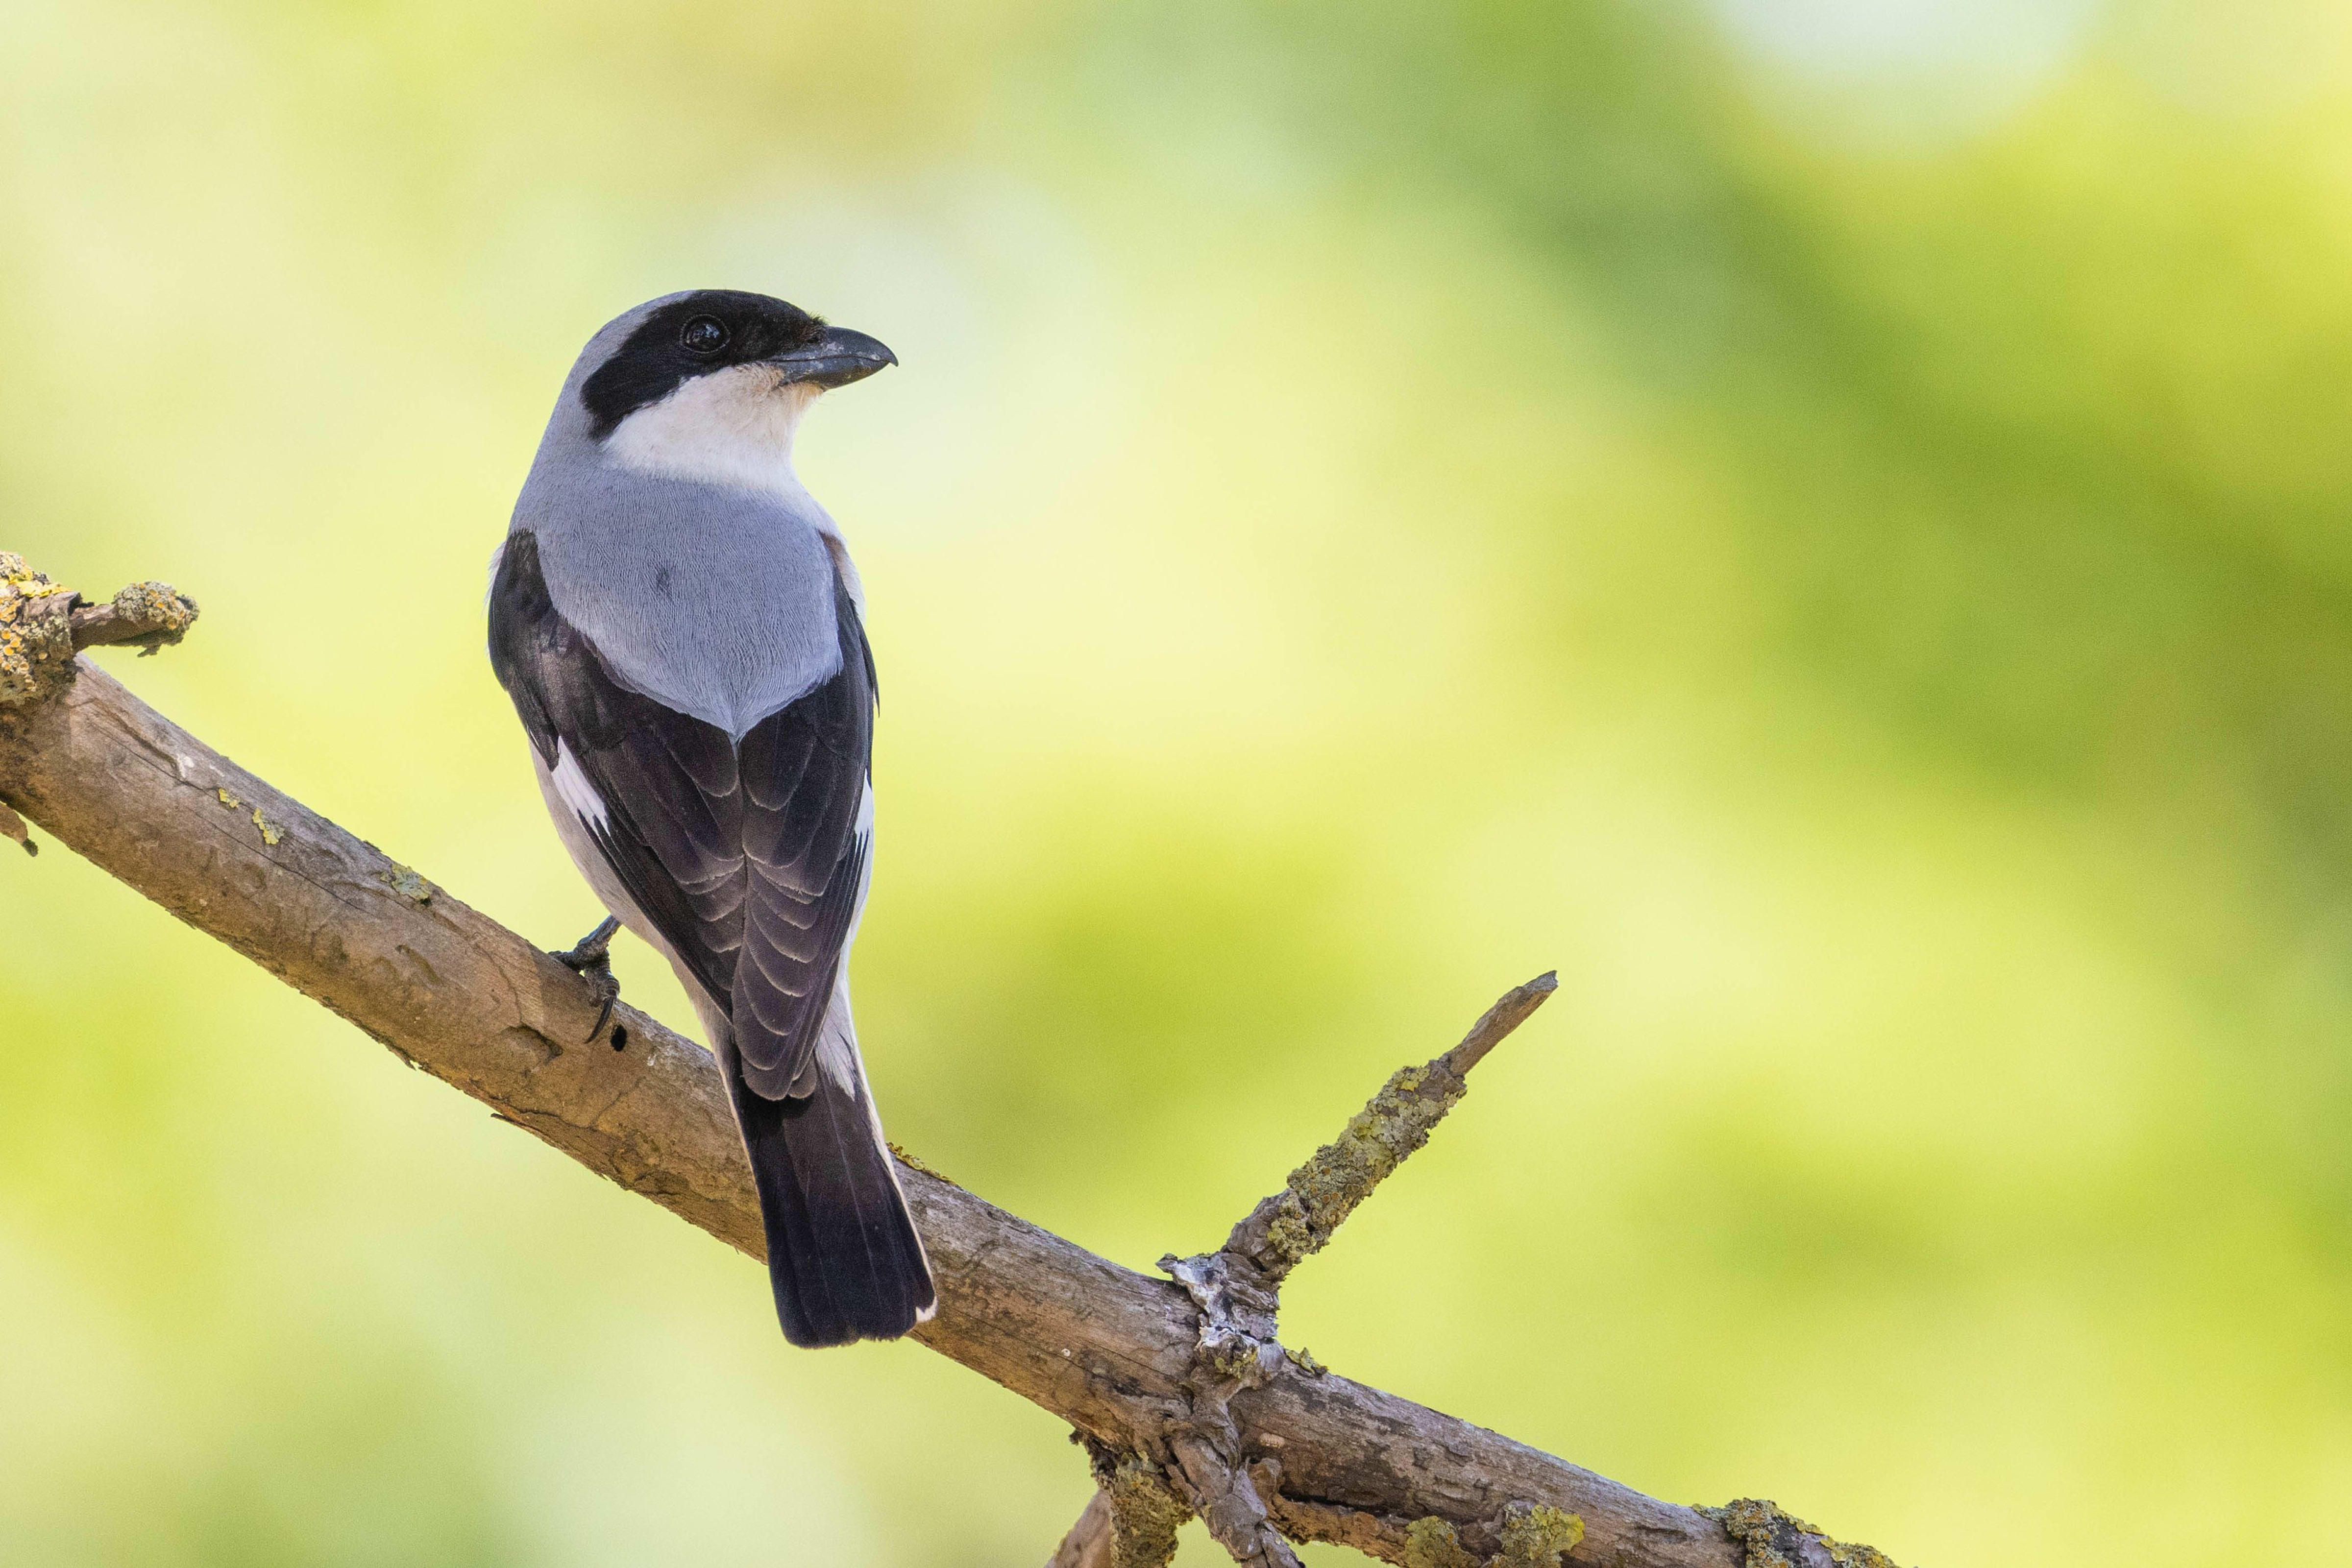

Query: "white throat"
left=597, top=363, right=865, bottom=610
left=602, top=364, right=823, bottom=502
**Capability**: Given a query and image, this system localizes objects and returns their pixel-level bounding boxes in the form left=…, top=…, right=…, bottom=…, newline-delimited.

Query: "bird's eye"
left=681, top=316, right=730, bottom=354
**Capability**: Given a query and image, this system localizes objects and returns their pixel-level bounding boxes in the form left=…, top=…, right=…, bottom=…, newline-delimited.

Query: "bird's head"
left=570, top=289, right=895, bottom=490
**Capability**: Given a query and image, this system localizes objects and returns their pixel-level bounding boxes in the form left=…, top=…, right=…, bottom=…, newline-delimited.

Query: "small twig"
left=1047, top=1489, right=1115, bottom=1568
left=1148, top=974, right=1561, bottom=1566
left=1221, top=971, right=1558, bottom=1286
left=1155, top=972, right=1561, bottom=1396
left=70, top=582, right=201, bottom=653
left=1, top=553, right=199, bottom=707
left=1098, top=1458, right=1191, bottom=1568
left=1438, top=971, right=1561, bottom=1080
left=1169, top=1433, right=1303, bottom=1568
left=0, top=796, right=32, bottom=856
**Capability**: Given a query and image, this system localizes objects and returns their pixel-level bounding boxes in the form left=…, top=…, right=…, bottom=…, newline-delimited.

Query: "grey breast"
left=517, top=461, right=845, bottom=743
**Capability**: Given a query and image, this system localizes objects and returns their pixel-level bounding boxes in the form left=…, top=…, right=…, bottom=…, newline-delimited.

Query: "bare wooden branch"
left=0, top=555, right=1910, bottom=1568
left=0, top=794, right=31, bottom=856
left=1170, top=1429, right=1303, bottom=1568
left=1047, top=1488, right=1116, bottom=1568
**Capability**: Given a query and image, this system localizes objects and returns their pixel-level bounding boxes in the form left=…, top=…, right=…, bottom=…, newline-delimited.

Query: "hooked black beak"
left=766, top=324, right=897, bottom=389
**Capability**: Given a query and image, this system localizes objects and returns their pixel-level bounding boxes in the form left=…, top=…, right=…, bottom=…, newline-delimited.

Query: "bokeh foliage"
left=6, top=1, right=2352, bottom=1563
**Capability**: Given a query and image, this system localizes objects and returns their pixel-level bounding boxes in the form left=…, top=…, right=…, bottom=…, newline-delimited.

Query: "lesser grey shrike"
left=489, top=290, right=931, bottom=1347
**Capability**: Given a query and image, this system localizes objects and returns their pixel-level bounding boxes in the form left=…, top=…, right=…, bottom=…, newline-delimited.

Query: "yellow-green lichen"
left=1259, top=1060, right=1465, bottom=1273
left=1406, top=1503, right=1586, bottom=1568
left=0, top=554, right=77, bottom=705
left=1105, top=1458, right=1190, bottom=1568
left=107, top=580, right=198, bottom=652
left=251, top=807, right=285, bottom=846
left=1283, top=1344, right=1326, bottom=1377
left=1402, top=1517, right=1478, bottom=1568
left=215, top=788, right=243, bottom=809
left=377, top=865, right=433, bottom=903
left=1204, top=1334, right=1268, bottom=1380
left=1495, top=1502, right=1583, bottom=1568
left=0, top=555, right=72, bottom=598
left=1704, top=1498, right=1901, bottom=1568
left=886, top=1142, right=961, bottom=1187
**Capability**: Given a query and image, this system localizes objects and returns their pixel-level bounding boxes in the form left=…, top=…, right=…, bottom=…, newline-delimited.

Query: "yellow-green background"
left=5, top=1, right=2350, bottom=1563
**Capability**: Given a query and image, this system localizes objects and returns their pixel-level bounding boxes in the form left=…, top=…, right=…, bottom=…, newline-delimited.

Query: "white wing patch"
left=547, top=741, right=611, bottom=830
left=814, top=782, right=878, bottom=1097
left=816, top=974, right=860, bottom=1097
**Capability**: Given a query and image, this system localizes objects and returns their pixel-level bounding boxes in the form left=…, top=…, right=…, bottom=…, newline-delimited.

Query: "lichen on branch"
left=1495, top=1504, right=1584, bottom=1568
left=85, top=579, right=201, bottom=653
left=1105, top=1458, right=1191, bottom=1568
left=1702, top=1499, right=1903, bottom=1568
left=1258, top=1056, right=1468, bottom=1272
left=0, top=551, right=199, bottom=707
left=0, top=553, right=79, bottom=704
left=1398, top=1503, right=1582, bottom=1568
left=1225, top=973, right=1557, bottom=1281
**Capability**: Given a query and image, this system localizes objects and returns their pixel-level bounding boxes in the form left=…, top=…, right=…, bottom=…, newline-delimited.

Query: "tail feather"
left=717, top=1020, right=934, bottom=1348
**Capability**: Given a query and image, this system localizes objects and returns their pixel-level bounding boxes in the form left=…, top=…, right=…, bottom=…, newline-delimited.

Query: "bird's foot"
left=552, top=916, right=623, bottom=1044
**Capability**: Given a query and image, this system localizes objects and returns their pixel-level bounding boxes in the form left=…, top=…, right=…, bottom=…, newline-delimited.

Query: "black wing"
left=489, top=530, right=874, bottom=1099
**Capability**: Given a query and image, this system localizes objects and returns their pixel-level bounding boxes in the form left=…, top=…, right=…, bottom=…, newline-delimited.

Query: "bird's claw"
left=552, top=916, right=623, bottom=1043
left=579, top=964, right=620, bottom=1045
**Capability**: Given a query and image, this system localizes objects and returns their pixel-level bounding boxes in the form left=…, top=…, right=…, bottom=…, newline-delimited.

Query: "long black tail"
left=719, top=1028, right=935, bottom=1348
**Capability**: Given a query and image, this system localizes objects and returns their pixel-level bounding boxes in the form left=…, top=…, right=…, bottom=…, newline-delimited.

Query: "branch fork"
left=1046, top=975, right=1573, bottom=1568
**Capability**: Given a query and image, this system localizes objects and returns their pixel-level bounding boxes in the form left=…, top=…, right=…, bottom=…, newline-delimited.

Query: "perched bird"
left=487, top=289, right=933, bottom=1347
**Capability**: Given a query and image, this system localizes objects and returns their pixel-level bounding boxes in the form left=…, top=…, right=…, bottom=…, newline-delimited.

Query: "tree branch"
left=0, top=555, right=1908, bottom=1568
left=1138, top=973, right=1564, bottom=1565
left=1232, top=971, right=1559, bottom=1282
left=1050, top=1455, right=1193, bottom=1568
left=1047, top=1486, right=1118, bottom=1568
left=1, top=551, right=198, bottom=708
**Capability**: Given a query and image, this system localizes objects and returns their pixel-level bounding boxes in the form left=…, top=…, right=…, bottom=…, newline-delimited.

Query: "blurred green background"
left=5, top=0, right=2352, bottom=1562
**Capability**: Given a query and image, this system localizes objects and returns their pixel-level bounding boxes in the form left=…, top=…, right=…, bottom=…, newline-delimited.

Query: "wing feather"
left=489, top=529, right=874, bottom=1095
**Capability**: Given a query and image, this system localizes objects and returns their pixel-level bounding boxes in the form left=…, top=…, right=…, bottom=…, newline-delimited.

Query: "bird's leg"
left=552, top=916, right=623, bottom=1043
